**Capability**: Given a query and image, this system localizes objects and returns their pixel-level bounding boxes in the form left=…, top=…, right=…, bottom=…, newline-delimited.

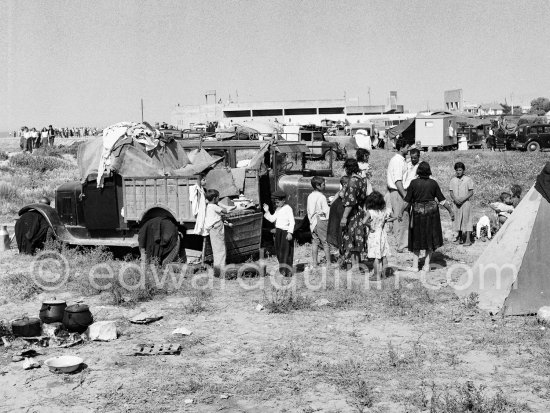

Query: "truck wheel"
left=527, top=141, right=540, bottom=152
left=324, top=149, right=337, bottom=161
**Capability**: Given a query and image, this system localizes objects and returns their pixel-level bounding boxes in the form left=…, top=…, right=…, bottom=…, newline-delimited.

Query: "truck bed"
left=122, top=176, right=195, bottom=223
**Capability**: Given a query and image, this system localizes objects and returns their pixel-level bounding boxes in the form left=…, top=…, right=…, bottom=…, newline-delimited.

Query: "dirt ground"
left=2, top=219, right=550, bottom=412
left=2, top=141, right=550, bottom=412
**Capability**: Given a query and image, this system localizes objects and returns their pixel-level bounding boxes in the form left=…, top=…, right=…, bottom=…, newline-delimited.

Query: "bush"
left=8, top=153, right=69, bottom=172
left=0, top=182, right=22, bottom=203
left=3, top=272, right=43, bottom=300
left=0, top=151, right=8, bottom=161
left=34, top=142, right=81, bottom=158
left=262, top=285, right=313, bottom=313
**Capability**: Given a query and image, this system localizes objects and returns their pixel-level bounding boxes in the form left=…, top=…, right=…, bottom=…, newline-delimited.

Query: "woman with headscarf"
left=339, top=158, right=368, bottom=268
left=397, top=161, right=454, bottom=272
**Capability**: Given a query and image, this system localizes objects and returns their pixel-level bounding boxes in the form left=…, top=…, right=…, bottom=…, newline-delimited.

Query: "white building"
left=170, top=96, right=406, bottom=129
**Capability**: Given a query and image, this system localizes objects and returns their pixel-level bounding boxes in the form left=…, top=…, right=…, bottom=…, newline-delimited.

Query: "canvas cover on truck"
left=77, top=122, right=223, bottom=186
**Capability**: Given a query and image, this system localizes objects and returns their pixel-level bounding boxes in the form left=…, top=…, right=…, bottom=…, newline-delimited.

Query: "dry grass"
left=1, top=148, right=550, bottom=411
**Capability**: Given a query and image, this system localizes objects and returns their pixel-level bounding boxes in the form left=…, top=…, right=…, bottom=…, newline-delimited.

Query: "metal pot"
left=12, top=317, right=42, bottom=337
left=39, top=298, right=67, bottom=324
left=63, top=303, right=93, bottom=333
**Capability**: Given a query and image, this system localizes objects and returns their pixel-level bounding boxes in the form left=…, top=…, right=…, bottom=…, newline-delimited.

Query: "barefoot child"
left=307, top=176, right=331, bottom=267
left=364, top=191, right=395, bottom=279
left=449, top=162, right=474, bottom=246
left=263, top=190, right=295, bottom=277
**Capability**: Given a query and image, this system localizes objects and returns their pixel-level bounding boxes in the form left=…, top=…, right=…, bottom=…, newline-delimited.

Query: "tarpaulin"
left=386, top=118, right=415, bottom=139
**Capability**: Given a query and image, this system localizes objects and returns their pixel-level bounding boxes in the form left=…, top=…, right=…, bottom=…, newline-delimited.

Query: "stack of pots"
left=38, top=299, right=94, bottom=334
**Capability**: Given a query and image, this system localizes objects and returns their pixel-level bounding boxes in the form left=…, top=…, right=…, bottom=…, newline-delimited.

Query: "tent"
left=454, top=163, right=550, bottom=315
left=386, top=118, right=416, bottom=145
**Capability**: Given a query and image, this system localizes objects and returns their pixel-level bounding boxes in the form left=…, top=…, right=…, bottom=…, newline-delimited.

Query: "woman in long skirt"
left=398, top=161, right=455, bottom=272
left=339, top=159, right=368, bottom=268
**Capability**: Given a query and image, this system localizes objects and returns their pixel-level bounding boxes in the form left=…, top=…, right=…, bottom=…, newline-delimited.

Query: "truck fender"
left=18, top=203, right=63, bottom=238
left=138, top=205, right=177, bottom=224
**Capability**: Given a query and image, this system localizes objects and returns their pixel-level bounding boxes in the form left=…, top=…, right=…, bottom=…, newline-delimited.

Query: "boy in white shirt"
left=263, top=190, right=295, bottom=277
left=307, top=177, right=331, bottom=267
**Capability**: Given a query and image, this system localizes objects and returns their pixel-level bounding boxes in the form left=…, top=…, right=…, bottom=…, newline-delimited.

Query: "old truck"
left=18, top=135, right=340, bottom=263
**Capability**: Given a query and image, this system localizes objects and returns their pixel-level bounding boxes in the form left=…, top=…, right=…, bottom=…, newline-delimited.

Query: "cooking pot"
left=63, top=303, right=93, bottom=333
left=39, top=298, right=67, bottom=324
left=12, top=317, right=42, bottom=337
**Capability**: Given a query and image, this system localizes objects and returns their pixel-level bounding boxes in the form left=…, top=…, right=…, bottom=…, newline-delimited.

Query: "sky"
left=1, top=0, right=550, bottom=131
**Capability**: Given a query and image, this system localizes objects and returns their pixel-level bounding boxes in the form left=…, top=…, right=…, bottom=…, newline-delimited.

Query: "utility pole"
left=368, top=87, right=371, bottom=105
left=141, top=98, right=144, bottom=122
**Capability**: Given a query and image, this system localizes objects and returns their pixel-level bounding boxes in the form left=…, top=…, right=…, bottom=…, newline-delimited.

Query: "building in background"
left=170, top=92, right=406, bottom=129
left=444, top=89, right=464, bottom=112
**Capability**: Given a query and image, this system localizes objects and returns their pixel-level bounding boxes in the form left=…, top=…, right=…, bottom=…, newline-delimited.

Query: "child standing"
left=449, top=162, right=474, bottom=246
left=364, top=191, right=395, bottom=279
left=327, top=175, right=350, bottom=266
left=204, top=189, right=228, bottom=277
left=307, top=177, right=331, bottom=267
left=263, top=190, right=295, bottom=277
left=189, top=173, right=208, bottom=236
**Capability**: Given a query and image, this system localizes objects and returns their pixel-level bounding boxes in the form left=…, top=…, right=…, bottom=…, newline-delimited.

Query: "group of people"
left=188, top=141, right=522, bottom=278
left=16, top=126, right=100, bottom=152
left=19, top=126, right=56, bottom=152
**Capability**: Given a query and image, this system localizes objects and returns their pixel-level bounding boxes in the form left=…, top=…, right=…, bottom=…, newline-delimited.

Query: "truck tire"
left=324, top=149, right=337, bottom=161
left=527, top=141, right=540, bottom=152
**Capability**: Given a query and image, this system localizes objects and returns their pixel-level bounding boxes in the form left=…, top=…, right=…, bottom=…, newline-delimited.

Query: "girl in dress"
left=364, top=191, right=395, bottom=279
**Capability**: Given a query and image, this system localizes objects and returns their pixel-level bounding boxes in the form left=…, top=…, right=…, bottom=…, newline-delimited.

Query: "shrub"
left=8, top=153, right=69, bottom=172
left=0, top=182, right=22, bottom=203
left=411, top=381, right=529, bottom=413
left=262, top=285, right=313, bottom=313
left=0, top=151, right=8, bottom=161
left=3, top=272, right=43, bottom=300
left=34, top=142, right=81, bottom=158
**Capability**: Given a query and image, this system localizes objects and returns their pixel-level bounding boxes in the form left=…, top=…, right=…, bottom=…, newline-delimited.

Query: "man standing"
left=47, top=125, right=55, bottom=146
left=387, top=142, right=411, bottom=253
left=403, top=148, right=421, bottom=190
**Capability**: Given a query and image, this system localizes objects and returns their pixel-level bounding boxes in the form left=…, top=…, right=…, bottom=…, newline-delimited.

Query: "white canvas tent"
left=454, top=166, right=550, bottom=315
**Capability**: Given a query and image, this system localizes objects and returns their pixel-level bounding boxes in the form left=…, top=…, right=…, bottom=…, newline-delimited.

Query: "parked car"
left=298, top=130, right=347, bottom=161
left=512, top=124, right=550, bottom=152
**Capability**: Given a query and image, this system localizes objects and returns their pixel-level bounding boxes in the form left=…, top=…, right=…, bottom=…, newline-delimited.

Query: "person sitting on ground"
left=510, top=184, right=522, bottom=208
left=489, top=192, right=515, bottom=226
left=307, top=176, right=331, bottom=268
